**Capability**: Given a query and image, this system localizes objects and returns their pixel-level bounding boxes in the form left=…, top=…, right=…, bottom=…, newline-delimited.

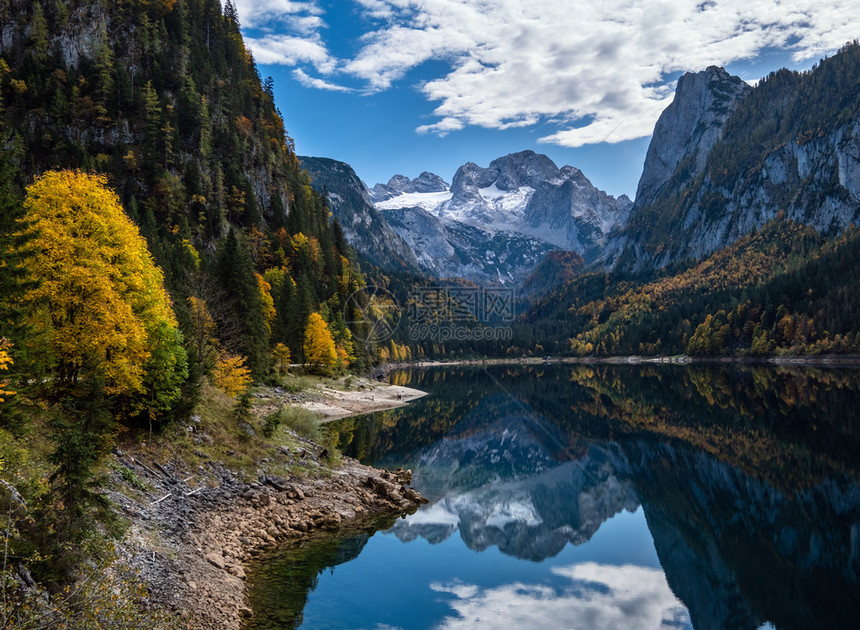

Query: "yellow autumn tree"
left=20, top=171, right=186, bottom=402
left=256, top=272, right=276, bottom=333
left=303, top=312, right=337, bottom=373
left=0, top=338, right=13, bottom=402
left=212, top=352, right=252, bottom=397
left=272, top=343, right=291, bottom=375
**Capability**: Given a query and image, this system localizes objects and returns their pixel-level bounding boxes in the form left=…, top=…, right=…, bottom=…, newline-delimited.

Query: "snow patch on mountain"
left=376, top=190, right=453, bottom=213
left=371, top=150, right=631, bottom=284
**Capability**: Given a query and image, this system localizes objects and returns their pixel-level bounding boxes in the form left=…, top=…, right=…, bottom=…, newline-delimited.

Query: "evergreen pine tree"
left=216, top=229, right=270, bottom=376
left=0, top=134, right=31, bottom=427
left=289, top=273, right=316, bottom=361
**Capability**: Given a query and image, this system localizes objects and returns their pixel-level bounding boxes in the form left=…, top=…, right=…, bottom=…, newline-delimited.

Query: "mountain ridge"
left=306, top=150, right=631, bottom=285
left=608, top=45, right=860, bottom=272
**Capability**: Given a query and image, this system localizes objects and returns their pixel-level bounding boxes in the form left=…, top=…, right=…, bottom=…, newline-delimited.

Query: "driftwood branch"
left=153, top=461, right=175, bottom=481
left=151, top=493, right=172, bottom=505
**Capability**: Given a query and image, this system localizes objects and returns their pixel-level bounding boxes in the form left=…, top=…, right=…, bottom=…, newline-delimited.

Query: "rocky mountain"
left=369, top=172, right=449, bottom=203
left=607, top=44, right=860, bottom=271
left=379, top=204, right=556, bottom=283
left=298, top=157, right=422, bottom=273
left=634, top=66, right=752, bottom=209
left=371, top=150, right=631, bottom=284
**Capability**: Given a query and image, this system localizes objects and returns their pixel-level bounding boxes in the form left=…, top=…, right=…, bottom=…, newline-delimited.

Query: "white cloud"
left=236, top=0, right=337, bottom=75
left=236, top=0, right=860, bottom=147
left=233, top=0, right=322, bottom=30
left=243, top=33, right=336, bottom=72
left=341, top=0, right=860, bottom=146
left=292, top=68, right=353, bottom=92
left=429, top=562, right=692, bottom=629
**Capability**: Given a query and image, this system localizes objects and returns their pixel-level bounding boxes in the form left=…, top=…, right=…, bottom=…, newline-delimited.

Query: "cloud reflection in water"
left=430, top=562, right=691, bottom=629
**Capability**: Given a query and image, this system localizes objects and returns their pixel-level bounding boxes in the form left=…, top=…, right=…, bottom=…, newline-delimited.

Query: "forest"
left=0, top=1, right=405, bottom=622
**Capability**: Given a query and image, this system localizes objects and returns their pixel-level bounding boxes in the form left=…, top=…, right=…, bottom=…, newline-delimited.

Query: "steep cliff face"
left=520, top=165, right=632, bottom=252
left=634, top=66, right=751, bottom=209
left=608, top=45, right=860, bottom=271
left=298, top=157, right=422, bottom=273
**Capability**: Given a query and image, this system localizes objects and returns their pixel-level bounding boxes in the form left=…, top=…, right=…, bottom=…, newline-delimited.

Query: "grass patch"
left=264, top=406, right=323, bottom=442
left=108, top=461, right=148, bottom=491
left=277, top=373, right=314, bottom=393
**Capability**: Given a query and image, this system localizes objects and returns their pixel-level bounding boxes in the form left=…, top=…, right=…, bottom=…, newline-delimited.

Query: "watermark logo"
left=346, top=285, right=516, bottom=345
left=344, top=286, right=402, bottom=344
left=407, top=286, right=515, bottom=342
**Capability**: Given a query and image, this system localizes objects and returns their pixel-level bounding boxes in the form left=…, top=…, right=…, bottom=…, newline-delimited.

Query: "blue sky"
left=237, top=0, right=858, bottom=199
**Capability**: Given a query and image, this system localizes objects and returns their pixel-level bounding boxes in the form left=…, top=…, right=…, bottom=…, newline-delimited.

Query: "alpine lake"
left=245, top=363, right=860, bottom=629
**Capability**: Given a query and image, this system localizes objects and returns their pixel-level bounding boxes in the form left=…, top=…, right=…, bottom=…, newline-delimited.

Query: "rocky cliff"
left=608, top=45, right=860, bottom=271
left=634, top=66, right=751, bottom=209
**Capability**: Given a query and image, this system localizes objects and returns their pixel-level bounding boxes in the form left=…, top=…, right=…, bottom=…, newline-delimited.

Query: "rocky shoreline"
left=112, top=445, right=426, bottom=629
left=381, top=353, right=860, bottom=369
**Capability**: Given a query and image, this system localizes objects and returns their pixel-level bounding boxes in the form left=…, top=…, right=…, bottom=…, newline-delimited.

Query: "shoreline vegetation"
left=2, top=375, right=428, bottom=630
left=128, top=376, right=426, bottom=630
left=384, top=353, right=860, bottom=369
left=122, top=375, right=429, bottom=629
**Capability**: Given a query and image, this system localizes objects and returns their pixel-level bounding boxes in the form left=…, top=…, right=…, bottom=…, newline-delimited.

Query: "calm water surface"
left=247, top=364, right=860, bottom=629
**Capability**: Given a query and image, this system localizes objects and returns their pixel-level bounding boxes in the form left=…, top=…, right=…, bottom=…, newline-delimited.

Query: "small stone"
left=238, top=606, right=253, bottom=618
left=264, top=475, right=288, bottom=491
left=204, top=552, right=225, bottom=570
left=228, top=565, right=246, bottom=579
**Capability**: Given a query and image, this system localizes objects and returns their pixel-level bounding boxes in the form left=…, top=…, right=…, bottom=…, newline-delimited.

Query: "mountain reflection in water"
left=247, top=365, right=860, bottom=630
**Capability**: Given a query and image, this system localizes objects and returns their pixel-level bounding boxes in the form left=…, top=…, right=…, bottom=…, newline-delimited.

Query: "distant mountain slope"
left=298, top=157, right=422, bottom=273
left=367, top=150, right=630, bottom=284
left=518, top=219, right=860, bottom=357
left=608, top=44, right=860, bottom=271
left=519, top=251, right=585, bottom=298
left=400, top=150, right=632, bottom=255
left=369, top=172, right=449, bottom=203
